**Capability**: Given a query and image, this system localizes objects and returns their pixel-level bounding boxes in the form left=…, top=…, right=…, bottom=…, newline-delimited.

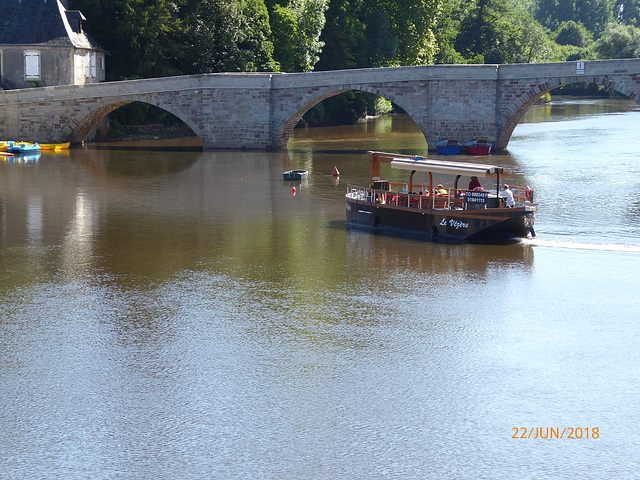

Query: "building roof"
left=0, top=0, right=105, bottom=51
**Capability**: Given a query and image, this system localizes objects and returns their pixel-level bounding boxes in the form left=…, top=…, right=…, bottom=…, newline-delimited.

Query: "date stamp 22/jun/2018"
left=512, top=427, right=599, bottom=439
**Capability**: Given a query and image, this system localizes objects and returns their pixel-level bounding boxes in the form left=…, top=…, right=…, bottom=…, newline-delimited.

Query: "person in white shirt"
left=498, top=184, right=515, bottom=207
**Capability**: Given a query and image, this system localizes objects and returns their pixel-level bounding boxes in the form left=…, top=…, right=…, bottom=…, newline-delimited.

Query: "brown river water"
left=1, top=98, right=639, bottom=479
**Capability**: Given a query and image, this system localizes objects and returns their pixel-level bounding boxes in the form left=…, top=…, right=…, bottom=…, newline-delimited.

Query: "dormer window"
left=65, top=11, right=86, bottom=34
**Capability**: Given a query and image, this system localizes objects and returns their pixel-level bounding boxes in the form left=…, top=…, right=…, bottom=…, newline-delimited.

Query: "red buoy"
left=291, top=186, right=296, bottom=195
left=332, top=166, right=340, bottom=176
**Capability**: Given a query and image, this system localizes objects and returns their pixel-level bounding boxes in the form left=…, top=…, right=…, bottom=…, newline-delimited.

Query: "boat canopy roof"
left=367, top=151, right=511, bottom=181
left=390, top=157, right=510, bottom=177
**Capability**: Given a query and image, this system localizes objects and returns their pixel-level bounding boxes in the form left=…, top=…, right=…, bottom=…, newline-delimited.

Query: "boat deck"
left=346, top=183, right=532, bottom=212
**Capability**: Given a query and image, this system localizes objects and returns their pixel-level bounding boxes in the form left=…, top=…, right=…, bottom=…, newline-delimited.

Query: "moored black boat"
left=345, top=151, right=536, bottom=244
left=283, top=169, right=308, bottom=180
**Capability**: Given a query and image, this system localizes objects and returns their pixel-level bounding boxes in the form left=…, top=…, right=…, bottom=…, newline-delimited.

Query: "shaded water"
left=1, top=98, right=639, bottom=479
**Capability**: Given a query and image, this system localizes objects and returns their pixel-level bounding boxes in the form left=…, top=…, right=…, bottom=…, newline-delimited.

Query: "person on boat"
left=468, top=176, right=481, bottom=190
left=499, top=184, right=515, bottom=207
left=435, top=184, right=447, bottom=196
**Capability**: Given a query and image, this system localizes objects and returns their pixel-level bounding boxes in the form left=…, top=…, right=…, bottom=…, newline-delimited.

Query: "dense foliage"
left=69, top=0, right=640, bottom=126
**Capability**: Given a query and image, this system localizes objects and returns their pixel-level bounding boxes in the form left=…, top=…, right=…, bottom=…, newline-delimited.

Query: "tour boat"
left=345, top=151, right=536, bottom=243
left=464, top=138, right=492, bottom=155
left=283, top=169, right=308, bottom=180
left=435, top=139, right=463, bottom=155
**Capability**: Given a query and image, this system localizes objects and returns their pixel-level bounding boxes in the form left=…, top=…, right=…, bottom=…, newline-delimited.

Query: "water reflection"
left=346, top=229, right=534, bottom=276
left=62, top=190, right=95, bottom=280
left=1, top=99, right=640, bottom=479
left=27, top=195, right=43, bottom=245
left=290, top=114, right=428, bottom=155
left=521, top=96, right=640, bottom=123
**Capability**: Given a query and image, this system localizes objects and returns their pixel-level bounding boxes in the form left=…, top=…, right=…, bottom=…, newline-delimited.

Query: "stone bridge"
left=0, top=59, right=639, bottom=151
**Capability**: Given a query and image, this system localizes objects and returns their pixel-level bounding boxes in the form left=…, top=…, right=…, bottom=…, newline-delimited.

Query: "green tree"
left=71, top=0, right=185, bottom=79
left=291, top=0, right=330, bottom=71
left=358, top=2, right=397, bottom=66
left=179, top=0, right=277, bottom=73
left=535, top=0, right=614, bottom=36
left=317, top=0, right=441, bottom=69
left=554, top=20, right=593, bottom=46
left=615, top=0, right=640, bottom=26
left=593, top=21, right=640, bottom=57
left=236, top=0, right=279, bottom=71
left=268, top=0, right=328, bottom=72
left=455, top=0, right=552, bottom=64
left=433, top=0, right=469, bottom=63
left=270, top=5, right=299, bottom=71
left=377, top=0, right=440, bottom=65
left=315, top=0, right=367, bottom=70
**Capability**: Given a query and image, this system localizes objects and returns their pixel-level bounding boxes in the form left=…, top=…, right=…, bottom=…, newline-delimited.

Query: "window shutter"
left=91, top=52, right=96, bottom=78
left=25, top=51, right=40, bottom=79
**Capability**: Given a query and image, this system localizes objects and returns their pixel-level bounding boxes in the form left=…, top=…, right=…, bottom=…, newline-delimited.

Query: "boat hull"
left=40, top=142, right=71, bottom=150
left=346, top=198, right=535, bottom=244
left=435, top=146, right=462, bottom=155
left=7, top=143, right=41, bottom=154
left=464, top=139, right=492, bottom=155
left=465, top=145, right=491, bottom=155
left=435, top=140, right=463, bottom=155
left=283, top=169, right=308, bottom=180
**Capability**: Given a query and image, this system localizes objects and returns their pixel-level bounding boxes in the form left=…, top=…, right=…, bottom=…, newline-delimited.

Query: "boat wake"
left=521, top=237, right=640, bottom=253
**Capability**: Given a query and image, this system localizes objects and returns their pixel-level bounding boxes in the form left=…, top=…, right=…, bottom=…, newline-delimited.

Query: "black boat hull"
left=346, top=198, right=535, bottom=244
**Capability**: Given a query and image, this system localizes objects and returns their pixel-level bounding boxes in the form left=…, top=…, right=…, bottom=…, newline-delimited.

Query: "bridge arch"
left=67, top=97, right=204, bottom=143
left=272, top=85, right=427, bottom=149
left=497, top=75, right=640, bottom=150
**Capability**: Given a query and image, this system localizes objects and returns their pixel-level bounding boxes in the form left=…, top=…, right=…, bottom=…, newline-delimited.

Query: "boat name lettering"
left=440, top=218, right=469, bottom=229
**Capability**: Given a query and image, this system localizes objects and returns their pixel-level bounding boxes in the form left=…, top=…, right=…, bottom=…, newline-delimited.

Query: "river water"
left=1, top=98, right=639, bottom=479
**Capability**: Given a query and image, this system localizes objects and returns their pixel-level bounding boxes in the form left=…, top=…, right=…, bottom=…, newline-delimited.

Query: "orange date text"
left=512, top=427, right=599, bottom=439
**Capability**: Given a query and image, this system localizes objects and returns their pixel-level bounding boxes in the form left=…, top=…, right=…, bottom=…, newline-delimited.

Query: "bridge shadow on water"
left=86, top=144, right=203, bottom=152
left=287, top=148, right=422, bottom=156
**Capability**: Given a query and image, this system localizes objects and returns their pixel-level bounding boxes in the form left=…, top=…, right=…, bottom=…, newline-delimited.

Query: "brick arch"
left=273, top=88, right=351, bottom=147
left=67, top=95, right=204, bottom=144
left=359, top=85, right=429, bottom=136
left=497, top=76, right=640, bottom=149
left=67, top=101, right=133, bottom=142
left=272, top=85, right=425, bottom=149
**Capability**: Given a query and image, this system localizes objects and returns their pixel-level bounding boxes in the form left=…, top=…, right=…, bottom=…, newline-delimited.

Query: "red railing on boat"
left=346, top=184, right=532, bottom=210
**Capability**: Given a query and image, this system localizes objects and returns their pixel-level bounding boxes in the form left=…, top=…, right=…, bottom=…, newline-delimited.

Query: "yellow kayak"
left=0, top=141, right=14, bottom=152
left=39, top=142, right=71, bottom=150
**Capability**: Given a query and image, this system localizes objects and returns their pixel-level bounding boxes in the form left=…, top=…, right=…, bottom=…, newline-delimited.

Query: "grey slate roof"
left=0, top=0, right=105, bottom=51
